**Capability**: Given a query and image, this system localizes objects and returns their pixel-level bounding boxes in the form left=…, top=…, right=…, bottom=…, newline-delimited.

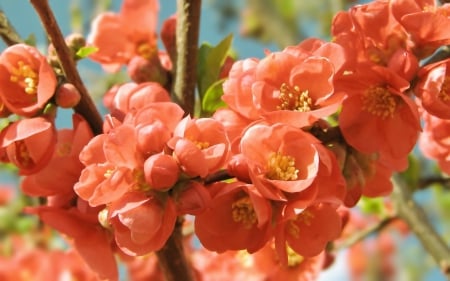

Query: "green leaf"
left=197, top=34, right=233, bottom=99
left=202, top=79, right=227, bottom=113
left=75, top=46, right=98, bottom=59
left=399, top=155, right=420, bottom=191
left=358, top=196, right=386, bottom=216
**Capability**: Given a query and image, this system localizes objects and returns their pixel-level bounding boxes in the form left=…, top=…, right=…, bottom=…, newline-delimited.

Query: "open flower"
left=169, top=116, right=230, bottom=178
left=275, top=203, right=342, bottom=259
left=338, top=63, right=421, bottom=171
left=239, top=123, right=320, bottom=201
left=21, top=114, right=93, bottom=197
left=87, top=0, right=159, bottom=72
left=195, top=182, right=273, bottom=253
left=415, top=58, right=450, bottom=119
left=0, top=44, right=57, bottom=117
left=109, top=191, right=177, bottom=256
left=1, top=117, right=56, bottom=175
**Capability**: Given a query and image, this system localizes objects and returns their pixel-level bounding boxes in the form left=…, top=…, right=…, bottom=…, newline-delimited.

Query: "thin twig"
left=332, top=216, right=398, bottom=253
left=173, top=0, right=201, bottom=116
left=29, top=0, right=103, bottom=135
left=0, top=10, right=22, bottom=46
left=418, top=176, right=450, bottom=189
left=391, top=174, right=450, bottom=278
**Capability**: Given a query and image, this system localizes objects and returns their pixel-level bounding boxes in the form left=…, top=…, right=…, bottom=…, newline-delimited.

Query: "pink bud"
left=127, top=55, right=168, bottom=85
left=144, top=153, right=179, bottom=190
left=227, top=154, right=251, bottom=183
left=55, top=83, right=81, bottom=108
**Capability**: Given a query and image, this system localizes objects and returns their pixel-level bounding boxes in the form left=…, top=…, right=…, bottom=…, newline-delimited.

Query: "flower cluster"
left=1, top=0, right=450, bottom=280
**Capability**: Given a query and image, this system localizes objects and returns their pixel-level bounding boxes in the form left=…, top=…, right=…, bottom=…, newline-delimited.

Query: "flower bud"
left=127, top=55, right=168, bottom=86
left=55, top=83, right=81, bottom=108
left=144, top=153, right=180, bottom=190
left=227, top=154, right=251, bottom=183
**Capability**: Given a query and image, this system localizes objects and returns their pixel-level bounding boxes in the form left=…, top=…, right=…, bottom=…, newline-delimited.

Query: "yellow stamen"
left=9, top=61, right=39, bottom=95
left=287, top=210, right=314, bottom=239
left=439, top=76, right=450, bottom=102
left=266, top=152, right=299, bottom=181
left=278, top=83, right=313, bottom=112
left=137, top=42, right=155, bottom=59
left=132, top=169, right=151, bottom=191
left=286, top=246, right=304, bottom=267
left=231, top=196, right=257, bottom=229
left=361, top=86, right=398, bottom=119
left=16, top=140, right=33, bottom=168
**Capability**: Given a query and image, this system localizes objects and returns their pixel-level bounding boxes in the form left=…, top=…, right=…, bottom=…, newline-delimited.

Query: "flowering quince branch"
left=2, top=0, right=450, bottom=280
left=392, top=174, right=450, bottom=278
left=331, top=215, right=398, bottom=253
left=173, top=0, right=201, bottom=115
left=0, top=10, right=22, bottom=46
left=29, top=0, right=103, bottom=134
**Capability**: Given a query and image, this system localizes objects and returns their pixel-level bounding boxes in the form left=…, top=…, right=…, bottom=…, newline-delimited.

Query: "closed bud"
left=144, top=153, right=180, bottom=191
left=127, top=55, right=168, bottom=86
left=55, top=83, right=81, bottom=108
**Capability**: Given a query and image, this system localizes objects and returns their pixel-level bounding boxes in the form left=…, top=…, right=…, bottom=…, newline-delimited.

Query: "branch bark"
left=173, top=0, right=201, bottom=116
left=156, top=219, right=195, bottom=281
left=0, top=10, right=22, bottom=46
left=29, top=0, right=103, bottom=135
left=391, top=174, right=450, bottom=278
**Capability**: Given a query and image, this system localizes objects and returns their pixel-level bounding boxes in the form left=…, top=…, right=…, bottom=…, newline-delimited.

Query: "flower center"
left=132, top=169, right=151, bottom=191
left=287, top=210, right=314, bottom=239
left=137, top=42, right=156, bottom=59
left=266, top=152, right=299, bottom=181
left=361, top=86, right=398, bottom=119
left=278, top=83, right=312, bottom=112
left=286, top=246, right=304, bottom=267
left=439, top=76, right=450, bottom=102
left=9, top=61, right=38, bottom=95
left=231, top=196, right=257, bottom=229
left=15, top=140, right=34, bottom=168
left=194, top=140, right=210, bottom=150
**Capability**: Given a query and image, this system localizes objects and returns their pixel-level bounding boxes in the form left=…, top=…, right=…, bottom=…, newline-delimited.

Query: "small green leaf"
left=202, top=79, right=226, bottom=113
left=197, top=34, right=233, bottom=99
left=76, top=46, right=98, bottom=59
left=358, top=196, right=386, bottom=216
left=24, top=34, right=36, bottom=46
left=399, top=155, right=420, bottom=191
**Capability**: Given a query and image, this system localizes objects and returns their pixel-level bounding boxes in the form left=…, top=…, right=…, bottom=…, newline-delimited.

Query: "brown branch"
left=29, top=0, right=103, bottom=135
left=332, top=216, right=398, bottom=253
left=173, top=0, right=201, bottom=116
left=418, top=176, right=450, bottom=189
left=0, top=10, right=22, bottom=46
left=423, top=45, right=450, bottom=66
left=156, top=219, right=195, bottom=281
left=391, top=174, right=450, bottom=278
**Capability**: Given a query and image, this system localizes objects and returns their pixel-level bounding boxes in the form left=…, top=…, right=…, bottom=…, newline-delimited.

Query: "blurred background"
left=0, top=0, right=448, bottom=280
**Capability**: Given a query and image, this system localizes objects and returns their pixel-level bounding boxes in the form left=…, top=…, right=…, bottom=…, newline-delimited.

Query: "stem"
left=332, top=216, right=397, bottom=252
left=0, top=10, right=22, bottom=46
left=29, top=0, right=103, bottom=135
left=391, top=174, right=450, bottom=278
left=173, top=0, right=201, bottom=116
left=156, top=219, right=195, bottom=281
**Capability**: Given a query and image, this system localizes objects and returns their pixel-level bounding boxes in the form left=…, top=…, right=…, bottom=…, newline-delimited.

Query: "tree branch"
left=391, top=174, right=450, bottom=278
left=156, top=219, right=195, bottom=281
left=172, top=0, right=201, bottom=116
left=332, top=216, right=398, bottom=253
left=0, top=10, right=22, bottom=46
left=29, top=0, right=103, bottom=135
